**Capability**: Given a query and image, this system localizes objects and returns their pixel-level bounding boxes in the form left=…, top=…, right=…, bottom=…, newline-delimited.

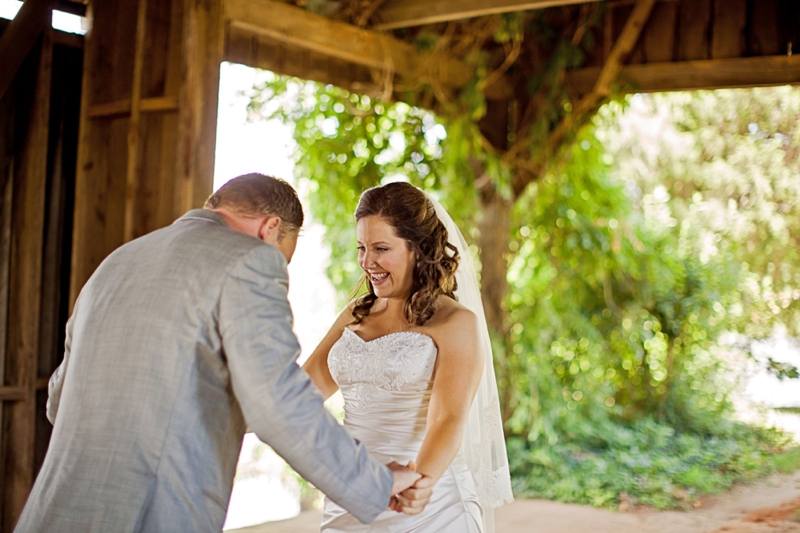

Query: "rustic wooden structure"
left=1, top=0, right=799, bottom=529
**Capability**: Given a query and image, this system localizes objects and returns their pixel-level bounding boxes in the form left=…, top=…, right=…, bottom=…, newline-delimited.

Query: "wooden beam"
left=0, top=387, right=26, bottom=401
left=225, top=26, right=376, bottom=96
left=86, top=97, right=179, bottom=119
left=0, top=0, right=57, bottom=102
left=565, top=54, right=800, bottom=94
left=3, top=30, right=52, bottom=532
left=372, top=0, right=602, bottom=30
left=175, top=0, right=225, bottom=215
left=224, top=0, right=512, bottom=99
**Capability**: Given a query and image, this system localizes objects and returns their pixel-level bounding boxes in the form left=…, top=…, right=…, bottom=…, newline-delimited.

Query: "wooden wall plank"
left=57, top=0, right=126, bottom=305
left=711, top=0, right=747, bottom=59
left=3, top=31, right=52, bottom=532
left=143, top=0, right=174, bottom=99
left=123, top=0, right=149, bottom=242
left=71, top=0, right=222, bottom=306
left=642, top=2, right=677, bottom=63
left=777, top=0, right=800, bottom=57
left=153, top=113, right=179, bottom=230
left=37, top=44, right=81, bottom=379
left=677, top=0, right=712, bottom=61
left=750, top=0, right=781, bottom=56
left=612, top=5, right=645, bottom=64
left=0, top=46, right=13, bottom=391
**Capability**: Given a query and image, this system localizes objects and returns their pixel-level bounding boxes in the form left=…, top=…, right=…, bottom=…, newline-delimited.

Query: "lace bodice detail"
left=328, top=329, right=437, bottom=404
left=327, top=328, right=438, bottom=464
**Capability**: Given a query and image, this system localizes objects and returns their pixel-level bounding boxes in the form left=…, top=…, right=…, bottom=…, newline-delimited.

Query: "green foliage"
left=247, top=69, right=800, bottom=508
left=504, top=121, right=739, bottom=444
left=603, top=89, right=800, bottom=340
left=247, top=74, right=467, bottom=301
left=509, top=423, right=795, bottom=509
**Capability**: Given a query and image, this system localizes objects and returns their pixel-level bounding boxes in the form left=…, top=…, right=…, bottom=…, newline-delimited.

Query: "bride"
left=303, top=181, right=513, bottom=532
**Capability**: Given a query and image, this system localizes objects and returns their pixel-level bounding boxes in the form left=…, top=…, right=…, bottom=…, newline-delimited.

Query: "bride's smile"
left=357, top=215, right=417, bottom=299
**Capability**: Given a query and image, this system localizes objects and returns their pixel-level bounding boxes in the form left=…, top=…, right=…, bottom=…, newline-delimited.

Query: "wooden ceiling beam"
left=0, top=0, right=58, bottom=102
left=223, top=0, right=512, bottom=99
left=565, top=55, right=800, bottom=95
left=372, top=0, right=602, bottom=30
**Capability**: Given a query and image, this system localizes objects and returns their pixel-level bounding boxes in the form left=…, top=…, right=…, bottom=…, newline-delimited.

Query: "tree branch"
left=508, top=0, right=656, bottom=200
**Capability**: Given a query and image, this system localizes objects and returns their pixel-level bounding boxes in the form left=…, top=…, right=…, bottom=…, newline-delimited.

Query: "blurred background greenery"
left=246, top=75, right=800, bottom=509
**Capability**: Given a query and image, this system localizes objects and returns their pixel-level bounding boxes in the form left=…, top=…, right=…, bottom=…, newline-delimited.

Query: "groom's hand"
left=387, top=461, right=421, bottom=497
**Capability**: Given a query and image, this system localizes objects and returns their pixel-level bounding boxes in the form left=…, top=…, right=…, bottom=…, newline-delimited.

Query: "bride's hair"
left=351, top=182, right=459, bottom=326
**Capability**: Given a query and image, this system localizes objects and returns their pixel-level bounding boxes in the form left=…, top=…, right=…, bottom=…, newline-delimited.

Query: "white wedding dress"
left=321, top=327, right=483, bottom=532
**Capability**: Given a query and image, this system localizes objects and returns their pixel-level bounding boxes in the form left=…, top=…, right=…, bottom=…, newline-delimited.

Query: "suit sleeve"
left=219, top=245, right=393, bottom=524
left=47, top=296, right=79, bottom=423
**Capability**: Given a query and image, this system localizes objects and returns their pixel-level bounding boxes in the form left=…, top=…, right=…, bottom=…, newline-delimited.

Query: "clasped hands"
left=386, top=461, right=434, bottom=515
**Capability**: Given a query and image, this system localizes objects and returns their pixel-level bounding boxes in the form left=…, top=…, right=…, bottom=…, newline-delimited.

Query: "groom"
left=15, top=174, right=427, bottom=532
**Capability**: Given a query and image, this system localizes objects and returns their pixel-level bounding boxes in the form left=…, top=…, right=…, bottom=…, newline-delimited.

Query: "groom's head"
left=205, top=173, right=303, bottom=262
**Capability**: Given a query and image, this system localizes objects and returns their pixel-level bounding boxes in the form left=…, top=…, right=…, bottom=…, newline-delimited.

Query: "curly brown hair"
left=352, top=182, right=459, bottom=326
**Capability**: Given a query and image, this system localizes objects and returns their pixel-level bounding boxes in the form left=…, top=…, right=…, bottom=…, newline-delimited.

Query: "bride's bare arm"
left=408, top=308, right=483, bottom=486
left=301, top=306, right=354, bottom=400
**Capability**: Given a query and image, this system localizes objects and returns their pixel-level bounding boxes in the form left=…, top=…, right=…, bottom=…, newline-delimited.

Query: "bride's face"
left=357, top=215, right=417, bottom=300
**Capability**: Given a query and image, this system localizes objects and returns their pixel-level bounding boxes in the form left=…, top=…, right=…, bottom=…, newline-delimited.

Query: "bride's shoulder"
left=429, top=297, right=478, bottom=331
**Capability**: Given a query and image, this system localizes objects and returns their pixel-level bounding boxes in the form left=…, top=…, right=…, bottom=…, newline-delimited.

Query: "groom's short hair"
left=205, top=173, right=304, bottom=235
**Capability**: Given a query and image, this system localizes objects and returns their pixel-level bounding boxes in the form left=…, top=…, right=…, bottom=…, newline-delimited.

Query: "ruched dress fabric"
left=321, top=328, right=483, bottom=533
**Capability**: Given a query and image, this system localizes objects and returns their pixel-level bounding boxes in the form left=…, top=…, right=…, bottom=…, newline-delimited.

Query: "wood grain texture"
left=175, top=0, right=224, bottom=217
left=711, top=0, right=747, bottom=59
left=3, top=31, right=52, bottom=532
left=750, top=0, right=781, bottom=56
left=69, top=0, right=148, bottom=304
left=224, top=0, right=512, bottom=99
left=565, top=54, right=800, bottom=95
left=372, top=0, right=602, bottom=30
left=642, top=2, right=677, bottom=63
left=124, top=0, right=149, bottom=243
left=677, top=0, right=712, bottom=61
left=225, top=27, right=376, bottom=94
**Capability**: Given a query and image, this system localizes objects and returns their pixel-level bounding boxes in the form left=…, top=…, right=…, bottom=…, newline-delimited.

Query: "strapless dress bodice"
left=322, top=328, right=482, bottom=533
left=328, top=328, right=437, bottom=464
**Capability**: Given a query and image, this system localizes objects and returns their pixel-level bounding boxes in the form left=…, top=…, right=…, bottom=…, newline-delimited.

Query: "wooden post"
left=2, top=31, right=52, bottom=532
left=175, top=0, right=224, bottom=215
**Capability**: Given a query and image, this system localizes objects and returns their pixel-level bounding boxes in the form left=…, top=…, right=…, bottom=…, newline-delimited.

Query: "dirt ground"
left=232, top=470, right=800, bottom=533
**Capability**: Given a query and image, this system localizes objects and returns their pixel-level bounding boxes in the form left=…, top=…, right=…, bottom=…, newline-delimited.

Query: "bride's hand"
left=393, top=461, right=435, bottom=515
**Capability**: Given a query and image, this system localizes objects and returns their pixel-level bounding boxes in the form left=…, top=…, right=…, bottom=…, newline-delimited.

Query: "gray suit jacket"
left=15, top=209, right=392, bottom=532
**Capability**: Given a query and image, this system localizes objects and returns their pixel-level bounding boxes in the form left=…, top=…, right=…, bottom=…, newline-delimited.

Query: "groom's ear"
left=258, top=216, right=283, bottom=243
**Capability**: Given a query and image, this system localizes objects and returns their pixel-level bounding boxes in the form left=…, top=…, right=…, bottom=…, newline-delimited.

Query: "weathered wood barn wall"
left=1, top=0, right=799, bottom=529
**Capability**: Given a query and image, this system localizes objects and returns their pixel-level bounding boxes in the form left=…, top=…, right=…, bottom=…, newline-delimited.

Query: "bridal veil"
left=426, top=192, right=514, bottom=532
